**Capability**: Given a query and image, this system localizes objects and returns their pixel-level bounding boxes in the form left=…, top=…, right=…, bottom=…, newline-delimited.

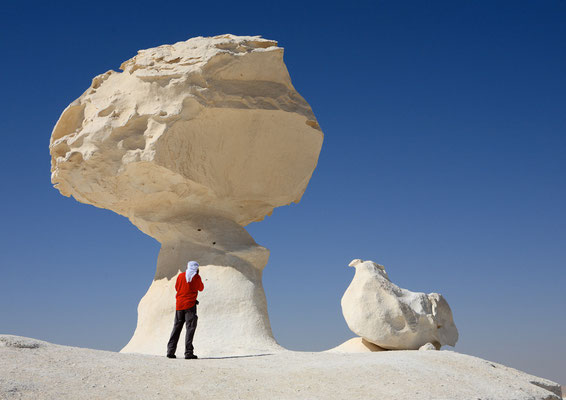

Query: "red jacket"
left=175, top=272, right=204, bottom=310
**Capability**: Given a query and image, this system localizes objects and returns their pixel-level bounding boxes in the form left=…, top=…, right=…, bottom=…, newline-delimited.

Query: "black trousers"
left=167, top=305, right=198, bottom=357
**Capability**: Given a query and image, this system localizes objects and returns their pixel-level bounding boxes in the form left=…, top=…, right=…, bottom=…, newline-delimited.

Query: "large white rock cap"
left=49, top=34, right=323, bottom=234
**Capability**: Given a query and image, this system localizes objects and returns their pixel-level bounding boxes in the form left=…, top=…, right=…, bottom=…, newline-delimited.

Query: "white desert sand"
left=0, top=335, right=562, bottom=400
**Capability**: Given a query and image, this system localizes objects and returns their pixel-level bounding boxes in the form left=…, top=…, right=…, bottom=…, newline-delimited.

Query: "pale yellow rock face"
left=50, top=34, right=322, bottom=230
left=341, top=259, right=459, bottom=350
left=49, top=34, right=323, bottom=357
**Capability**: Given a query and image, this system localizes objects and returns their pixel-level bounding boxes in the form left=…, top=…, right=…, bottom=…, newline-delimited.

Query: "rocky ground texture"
left=0, top=335, right=562, bottom=400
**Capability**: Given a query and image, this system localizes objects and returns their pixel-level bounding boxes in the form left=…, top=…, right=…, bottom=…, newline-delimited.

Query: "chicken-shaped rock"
left=341, top=259, right=458, bottom=350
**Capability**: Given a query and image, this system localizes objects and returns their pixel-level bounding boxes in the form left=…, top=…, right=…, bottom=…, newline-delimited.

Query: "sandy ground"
left=0, top=335, right=562, bottom=400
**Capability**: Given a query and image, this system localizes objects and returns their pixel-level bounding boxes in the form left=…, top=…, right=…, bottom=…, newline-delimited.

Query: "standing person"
left=167, top=261, right=204, bottom=359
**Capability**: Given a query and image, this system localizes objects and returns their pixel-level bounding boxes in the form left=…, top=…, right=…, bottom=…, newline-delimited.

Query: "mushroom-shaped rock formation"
left=49, top=35, right=323, bottom=357
left=341, top=259, right=458, bottom=350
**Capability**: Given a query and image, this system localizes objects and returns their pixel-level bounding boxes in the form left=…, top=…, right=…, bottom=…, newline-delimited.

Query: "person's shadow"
left=198, top=353, right=273, bottom=360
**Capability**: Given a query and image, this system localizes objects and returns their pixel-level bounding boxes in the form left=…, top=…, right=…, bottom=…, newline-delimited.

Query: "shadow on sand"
left=198, top=353, right=274, bottom=360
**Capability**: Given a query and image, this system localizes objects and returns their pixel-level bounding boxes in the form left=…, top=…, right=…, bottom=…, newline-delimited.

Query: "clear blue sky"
left=1, top=0, right=565, bottom=384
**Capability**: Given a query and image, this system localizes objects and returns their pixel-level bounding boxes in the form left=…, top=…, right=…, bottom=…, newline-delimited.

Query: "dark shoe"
left=185, top=354, right=198, bottom=359
left=167, top=354, right=176, bottom=359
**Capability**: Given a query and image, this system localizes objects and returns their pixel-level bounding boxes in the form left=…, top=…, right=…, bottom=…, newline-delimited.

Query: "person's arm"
left=196, top=274, right=204, bottom=291
left=175, top=274, right=181, bottom=292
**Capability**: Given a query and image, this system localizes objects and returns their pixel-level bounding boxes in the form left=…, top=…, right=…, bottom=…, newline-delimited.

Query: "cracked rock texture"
left=49, top=34, right=323, bottom=357
left=341, top=259, right=459, bottom=350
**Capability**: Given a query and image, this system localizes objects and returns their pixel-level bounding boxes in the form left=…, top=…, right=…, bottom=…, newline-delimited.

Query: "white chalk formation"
left=49, top=34, right=323, bottom=357
left=341, top=259, right=459, bottom=350
left=419, top=342, right=437, bottom=351
left=326, top=337, right=386, bottom=353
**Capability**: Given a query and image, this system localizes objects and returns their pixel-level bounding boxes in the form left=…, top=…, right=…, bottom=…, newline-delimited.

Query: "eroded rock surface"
left=49, top=34, right=323, bottom=356
left=0, top=336, right=43, bottom=349
left=419, top=342, right=437, bottom=351
left=341, top=259, right=458, bottom=350
left=50, top=34, right=322, bottom=231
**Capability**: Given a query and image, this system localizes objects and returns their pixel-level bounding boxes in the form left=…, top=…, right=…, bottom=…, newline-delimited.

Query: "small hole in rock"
left=197, top=229, right=201, bottom=231
left=212, top=242, right=216, bottom=245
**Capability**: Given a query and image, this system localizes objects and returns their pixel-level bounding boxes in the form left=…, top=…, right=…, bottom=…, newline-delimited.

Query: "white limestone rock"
left=341, top=259, right=459, bottom=350
left=326, top=337, right=387, bottom=353
left=49, top=34, right=323, bottom=357
left=50, top=34, right=322, bottom=228
left=419, top=342, right=438, bottom=351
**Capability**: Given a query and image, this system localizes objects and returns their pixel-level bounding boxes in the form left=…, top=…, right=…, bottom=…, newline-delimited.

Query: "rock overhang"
left=49, top=34, right=323, bottom=231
